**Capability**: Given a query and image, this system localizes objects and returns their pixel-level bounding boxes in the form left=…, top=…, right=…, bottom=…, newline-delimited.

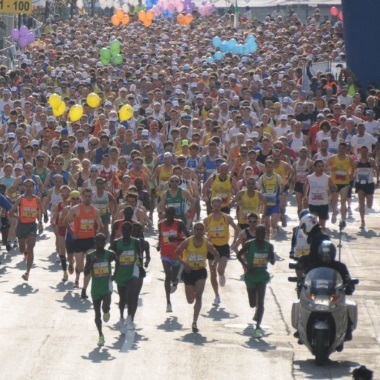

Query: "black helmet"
left=318, top=240, right=336, bottom=261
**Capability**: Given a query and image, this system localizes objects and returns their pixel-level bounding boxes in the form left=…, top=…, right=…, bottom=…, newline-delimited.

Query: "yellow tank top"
left=157, top=165, right=173, bottom=196
left=238, top=190, right=260, bottom=224
left=206, top=213, right=229, bottom=246
left=210, top=174, right=232, bottom=207
left=331, top=155, right=351, bottom=185
left=182, top=237, right=208, bottom=269
left=273, top=161, right=287, bottom=184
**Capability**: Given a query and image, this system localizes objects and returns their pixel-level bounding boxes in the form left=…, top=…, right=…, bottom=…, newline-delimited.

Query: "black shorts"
left=207, top=244, right=230, bottom=260
left=16, top=222, right=37, bottom=239
left=182, top=268, right=207, bottom=286
left=355, top=182, right=375, bottom=195
left=294, top=182, right=305, bottom=194
left=1, top=216, right=9, bottom=231
left=73, top=237, right=95, bottom=253
left=308, top=204, right=329, bottom=221
left=65, top=239, right=75, bottom=254
left=221, top=206, right=230, bottom=214
left=336, top=184, right=350, bottom=192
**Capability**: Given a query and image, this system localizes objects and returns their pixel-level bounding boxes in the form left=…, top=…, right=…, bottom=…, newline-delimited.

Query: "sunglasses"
left=248, top=220, right=258, bottom=223
left=55, top=162, right=64, bottom=165
left=170, top=180, right=179, bottom=183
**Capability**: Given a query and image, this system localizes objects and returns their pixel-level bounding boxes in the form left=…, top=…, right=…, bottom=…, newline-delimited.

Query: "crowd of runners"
left=0, top=6, right=379, bottom=346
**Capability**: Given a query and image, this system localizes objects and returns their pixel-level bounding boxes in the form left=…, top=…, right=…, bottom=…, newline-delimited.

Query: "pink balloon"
left=338, top=11, right=343, bottom=21
left=330, top=6, right=339, bottom=17
left=11, top=29, right=20, bottom=41
left=19, top=25, right=28, bottom=36
left=167, top=3, right=175, bottom=12
left=19, top=36, right=28, bottom=48
left=176, top=2, right=184, bottom=12
left=27, top=32, right=35, bottom=43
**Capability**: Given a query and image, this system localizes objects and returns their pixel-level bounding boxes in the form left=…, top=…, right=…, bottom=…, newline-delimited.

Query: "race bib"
left=22, top=207, right=37, bottom=219
left=119, top=250, right=135, bottom=264
left=188, top=253, right=204, bottom=269
left=335, top=170, right=348, bottom=182
left=93, top=262, right=109, bottom=277
left=80, top=218, right=94, bottom=231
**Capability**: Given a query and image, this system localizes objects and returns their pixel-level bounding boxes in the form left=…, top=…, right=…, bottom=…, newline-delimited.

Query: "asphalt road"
left=0, top=192, right=379, bottom=380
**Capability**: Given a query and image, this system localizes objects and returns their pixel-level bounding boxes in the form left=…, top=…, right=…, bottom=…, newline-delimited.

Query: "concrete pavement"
left=0, top=192, right=379, bottom=380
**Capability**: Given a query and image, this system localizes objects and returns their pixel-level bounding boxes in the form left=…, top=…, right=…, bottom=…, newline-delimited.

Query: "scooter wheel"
left=315, top=330, right=329, bottom=365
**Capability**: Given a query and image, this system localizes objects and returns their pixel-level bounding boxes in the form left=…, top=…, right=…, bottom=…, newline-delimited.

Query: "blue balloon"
left=227, top=38, right=237, bottom=50
left=213, top=36, right=221, bottom=48
left=246, top=35, right=256, bottom=44
left=214, top=51, right=224, bottom=61
left=206, top=57, right=214, bottom=64
left=220, top=42, right=228, bottom=52
left=146, top=0, right=152, bottom=9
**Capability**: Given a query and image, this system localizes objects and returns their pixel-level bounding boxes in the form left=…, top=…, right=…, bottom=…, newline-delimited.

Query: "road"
left=0, top=192, right=379, bottom=380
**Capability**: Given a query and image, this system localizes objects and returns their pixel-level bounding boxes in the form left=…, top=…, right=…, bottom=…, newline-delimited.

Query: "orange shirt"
left=73, top=204, right=96, bottom=239
left=19, top=196, right=38, bottom=223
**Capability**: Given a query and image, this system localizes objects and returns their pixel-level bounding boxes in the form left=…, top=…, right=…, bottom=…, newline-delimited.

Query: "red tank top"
left=73, top=204, right=96, bottom=239
left=159, top=219, right=184, bottom=259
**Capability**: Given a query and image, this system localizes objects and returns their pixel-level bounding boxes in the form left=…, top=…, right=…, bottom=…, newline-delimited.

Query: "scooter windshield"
left=304, top=267, right=343, bottom=296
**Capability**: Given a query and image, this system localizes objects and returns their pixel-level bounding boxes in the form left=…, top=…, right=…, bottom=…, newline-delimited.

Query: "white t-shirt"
left=351, top=133, right=377, bottom=156
left=363, top=120, right=380, bottom=136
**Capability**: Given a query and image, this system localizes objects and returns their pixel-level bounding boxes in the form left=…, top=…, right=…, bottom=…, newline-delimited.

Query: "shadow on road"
left=202, top=306, right=238, bottom=321
left=293, top=358, right=360, bottom=378
left=157, top=316, right=183, bottom=332
left=9, top=283, right=39, bottom=296
left=110, top=331, right=148, bottom=352
left=56, top=290, right=91, bottom=313
left=238, top=325, right=277, bottom=351
left=81, top=347, right=116, bottom=363
left=176, top=332, right=217, bottom=346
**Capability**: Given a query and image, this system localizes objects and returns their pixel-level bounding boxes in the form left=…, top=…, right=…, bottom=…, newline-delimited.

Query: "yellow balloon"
left=49, top=93, right=62, bottom=109
left=119, top=104, right=134, bottom=121
left=86, top=93, right=101, bottom=108
left=53, top=101, right=66, bottom=117
left=69, top=104, right=84, bottom=122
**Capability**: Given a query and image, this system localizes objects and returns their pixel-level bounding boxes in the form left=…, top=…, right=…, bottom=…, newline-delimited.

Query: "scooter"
left=289, top=267, right=359, bottom=365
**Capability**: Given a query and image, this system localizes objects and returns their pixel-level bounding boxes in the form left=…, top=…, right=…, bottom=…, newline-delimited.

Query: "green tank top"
left=246, top=239, right=271, bottom=270
left=114, top=237, right=139, bottom=285
left=90, top=250, right=112, bottom=300
left=34, top=167, right=48, bottom=184
left=165, top=187, right=186, bottom=222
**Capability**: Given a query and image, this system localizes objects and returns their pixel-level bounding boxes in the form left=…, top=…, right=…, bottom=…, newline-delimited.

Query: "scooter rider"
left=289, top=209, right=311, bottom=261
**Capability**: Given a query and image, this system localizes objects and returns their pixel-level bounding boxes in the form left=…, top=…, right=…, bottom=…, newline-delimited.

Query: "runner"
left=83, top=233, right=117, bottom=346
left=158, top=206, right=190, bottom=312
left=9, top=179, right=43, bottom=281
left=173, top=222, right=220, bottom=333
left=110, top=222, right=142, bottom=333
left=63, top=188, right=103, bottom=298
left=231, top=212, right=260, bottom=254
left=237, top=224, right=275, bottom=338
left=203, top=197, right=240, bottom=306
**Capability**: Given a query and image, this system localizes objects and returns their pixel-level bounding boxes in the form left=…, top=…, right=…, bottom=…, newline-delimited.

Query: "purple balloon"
left=18, top=36, right=28, bottom=48
left=11, top=29, right=20, bottom=41
left=20, top=26, right=28, bottom=36
left=27, top=32, right=35, bottom=43
left=189, top=1, right=195, bottom=10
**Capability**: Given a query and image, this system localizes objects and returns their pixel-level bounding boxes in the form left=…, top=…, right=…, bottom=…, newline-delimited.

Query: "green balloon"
left=110, top=39, right=122, bottom=52
left=101, top=57, right=110, bottom=66
left=111, top=49, right=119, bottom=57
left=99, top=48, right=111, bottom=60
left=111, top=54, right=123, bottom=66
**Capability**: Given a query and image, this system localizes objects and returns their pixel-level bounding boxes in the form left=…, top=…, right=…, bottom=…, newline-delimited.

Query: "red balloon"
left=338, top=11, right=343, bottom=21
left=330, top=6, right=339, bottom=17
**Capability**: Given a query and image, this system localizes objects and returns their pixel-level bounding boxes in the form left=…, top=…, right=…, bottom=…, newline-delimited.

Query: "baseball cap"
left=317, top=113, right=324, bottom=119
left=8, top=133, right=16, bottom=139
left=61, top=129, right=69, bottom=135
left=164, top=152, right=172, bottom=158
left=47, top=116, right=56, bottom=122
left=142, top=130, right=149, bottom=136
left=181, top=139, right=189, bottom=146
left=14, top=163, right=23, bottom=170
left=251, top=132, right=259, bottom=138
left=55, top=126, right=62, bottom=133
left=31, top=139, right=39, bottom=146
left=184, top=105, right=191, bottom=110
left=279, top=114, right=288, bottom=121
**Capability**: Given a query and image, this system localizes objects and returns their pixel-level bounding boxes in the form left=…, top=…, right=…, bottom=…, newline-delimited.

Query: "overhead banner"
left=342, top=0, right=380, bottom=88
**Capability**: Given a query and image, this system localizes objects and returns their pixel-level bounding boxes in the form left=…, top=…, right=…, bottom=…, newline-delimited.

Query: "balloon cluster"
left=69, top=105, right=84, bottom=122
left=11, top=26, right=35, bottom=49
left=111, top=8, right=130, bottom=26
left=330, top=6, right=343, bottom=21
left=177, top=13, right=193, bottom=25
left=146, top=0, right=158, bottom=10
left=48, top=94, right=66, bottom=118
left=151, top=0, right=195, bottom=18
left=99, top=39, right=124, bottom=66
left=138, top=10, right=155, bottom=27
left=198, top=1, right=215, bottom=16
left=213, top=35, right=258, bottom=55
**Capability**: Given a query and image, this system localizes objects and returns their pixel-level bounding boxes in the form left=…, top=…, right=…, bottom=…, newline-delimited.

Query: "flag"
left=233, top=0, right=239, bottom=29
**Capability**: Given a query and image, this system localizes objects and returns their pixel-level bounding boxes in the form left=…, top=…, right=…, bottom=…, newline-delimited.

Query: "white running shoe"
left=166, top=303, right=173, bottom=313
left=125, top=316, right=133, bottom=331
left=212, top=296, right=221, bottom=306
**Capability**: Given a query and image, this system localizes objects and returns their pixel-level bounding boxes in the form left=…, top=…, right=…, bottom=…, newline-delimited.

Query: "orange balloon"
left=116, top=8, right=124, bottom=20
left=138, top=11, right=146, bottom=22
left=121, top=15, right=130, bottom=25
left=146, top=10, right=154, bottom=21
left=185, top=14, right=193, bottom=24
left=143, top=20, right=152, bottom=27
left=111, top=14, right=121, bottom=26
